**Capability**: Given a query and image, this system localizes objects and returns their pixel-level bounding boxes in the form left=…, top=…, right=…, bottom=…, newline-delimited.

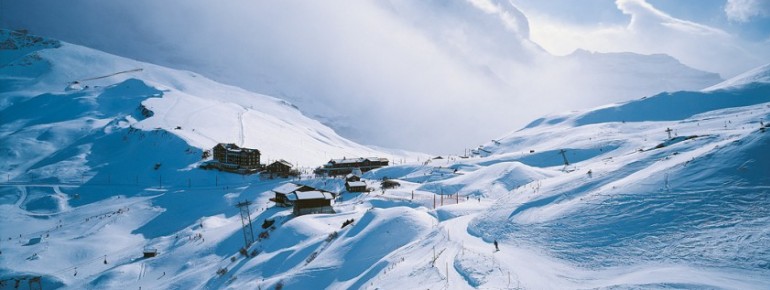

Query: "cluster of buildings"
left=315, top=157, right=389, bottom=176
left=204, top=143, right=390, bottom=179
left=203, top=143, right=391, bottom=217
left=201, top=143, right=296, bottom=176
left=270, top=183, right=336, bottom=216
left=269, top=172, right=373, bottom=216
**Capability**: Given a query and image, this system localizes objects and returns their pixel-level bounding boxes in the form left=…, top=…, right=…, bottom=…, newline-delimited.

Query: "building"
left=143, top=247, right=158, bottom=258
left=270, top=183, right=315, bottom=207
left=345, top=181, right=367, bottom=192
left=266, top=159, right=294, bottom=177
left=211, top=143, right=261, bottom=172
left=345, top=173, right=361, bottom=182
left=293, top=191, right=335, bottom=216
left=318, top=157, right=389, bottom=176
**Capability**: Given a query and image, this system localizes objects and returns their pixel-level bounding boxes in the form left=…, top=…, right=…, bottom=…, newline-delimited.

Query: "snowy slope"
left=344, top=64, right=770, bottom=289
left=0, top=29, right=415, bottom=181
left=2, top=29, right=768, bottom=290
left=0, top=30, right=419, bottom=288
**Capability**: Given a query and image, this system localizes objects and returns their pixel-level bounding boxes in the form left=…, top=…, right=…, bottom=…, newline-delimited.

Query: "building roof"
left=215, top=143, right=260, bottom=154
left=346, top=181, right=366, bottom=187
left=270, top=159, right=293, bottom=167
left=273, top=183, right=304, bottom=195
left=294, top=191, right=334, bottom=200
left=327, top=157, right=389, bottom=165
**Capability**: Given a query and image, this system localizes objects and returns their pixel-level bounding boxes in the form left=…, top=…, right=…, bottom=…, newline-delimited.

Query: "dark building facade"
left=212, top=143, right=261, bottom=170
left=266, top=160, right=293, bottom=175
left=293, top=191, right=335, bottom=216
left=318, top=157, right=389, bottom=176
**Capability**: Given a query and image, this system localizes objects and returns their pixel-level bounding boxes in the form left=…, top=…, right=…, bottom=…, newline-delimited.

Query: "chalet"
left=270, top=183, right=315, bottom=207
left=210, top=143, right=261, bottom=172
left=345, top=181, right=367, bottom=192
left=143, top=247, right=158, bottom=258
left=318, top=157, right=389, bottom=176
left=266, top=159, right=294, bottom=177
left=293, top=191, right=335, bottom=216
left=345, top=173, right=361, bottom=182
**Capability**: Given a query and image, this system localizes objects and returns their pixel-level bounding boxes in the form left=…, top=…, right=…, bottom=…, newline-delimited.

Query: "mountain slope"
left=1, top=30, right=768, bottom=290
left=362, top=64, right=770, bottom=289
left=0, top=29, right=410, bottom=183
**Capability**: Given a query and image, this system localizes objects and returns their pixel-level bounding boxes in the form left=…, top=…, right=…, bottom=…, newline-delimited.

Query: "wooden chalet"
left=270, top=183, right=315, bottom=207
left=318, top=157, right=389, bottom=176
left=345, top=173, right=361, bottom=182
left=266, top=159, right=294, bottom=177
left=293, top=191, right=335, bottom=216
left=345, top=181, right=367, bottom=192
left=143, top=247, right=158, bottom=258
left=209, top=143, right=261, bottom=173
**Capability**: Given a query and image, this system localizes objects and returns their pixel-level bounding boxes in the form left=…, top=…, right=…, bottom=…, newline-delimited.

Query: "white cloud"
left=2, top=0, right=748, bottom=154
left=725, top=0, right=770, bottom=22
left=528, top=0, right=769, bottom=78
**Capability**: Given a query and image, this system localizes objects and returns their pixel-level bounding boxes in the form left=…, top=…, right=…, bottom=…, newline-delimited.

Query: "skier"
left=494, top=240, right=499, bottom=252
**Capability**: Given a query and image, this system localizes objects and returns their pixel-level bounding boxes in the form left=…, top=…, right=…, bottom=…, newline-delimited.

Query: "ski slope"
left=1, top=29, right=769, bottom=289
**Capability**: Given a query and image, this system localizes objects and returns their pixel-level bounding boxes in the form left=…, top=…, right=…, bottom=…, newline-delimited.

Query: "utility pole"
left=236, top=201, right=255, bottom=248
left=665, top=127, right=673, bottom=139
left=559, top=149, right=570, bottom=166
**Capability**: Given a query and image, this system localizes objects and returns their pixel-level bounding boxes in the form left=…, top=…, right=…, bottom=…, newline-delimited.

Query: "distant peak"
left=704, top=63, right=770, bottom=92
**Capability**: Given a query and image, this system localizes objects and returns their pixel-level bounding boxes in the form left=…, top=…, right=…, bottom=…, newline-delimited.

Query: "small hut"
left=345, top=173, right=361, bottom=182
left=266, top=160, right=294, bottom=177
left=345, top=181, right=367, bottom=192
left=143, top=247, right=158, bottom=258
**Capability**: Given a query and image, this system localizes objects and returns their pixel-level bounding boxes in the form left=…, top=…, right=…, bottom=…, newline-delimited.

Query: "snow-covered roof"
left=294, top=191, right=334, bottom=200
left=365, top=157, right=388, bottom=162
left=272, top=183, right=303, bottom=195
left=347, top=181, right=366, bottom=187
left=271, top=159, right=293, bottom=167
left=328, top=157, right=389, bottom=164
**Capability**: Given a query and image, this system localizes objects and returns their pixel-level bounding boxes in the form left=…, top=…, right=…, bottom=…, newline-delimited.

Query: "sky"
left=1, top=0, right=768, bottom=154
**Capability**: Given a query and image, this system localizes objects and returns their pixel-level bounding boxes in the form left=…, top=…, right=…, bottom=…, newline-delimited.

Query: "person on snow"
left=494, top=240, right=499, bottom=251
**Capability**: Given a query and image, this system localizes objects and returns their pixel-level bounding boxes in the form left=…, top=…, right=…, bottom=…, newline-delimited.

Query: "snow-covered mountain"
left=2, top=30, right=768, bottom=289
left=2, top=0, right=723, bottom=153
left=0, top=29, right=416, bottom=182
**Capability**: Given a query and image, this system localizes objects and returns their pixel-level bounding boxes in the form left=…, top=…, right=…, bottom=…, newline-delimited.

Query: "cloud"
left=0, top=0, right=743, bottom=154
left=725, top=0, right=770, bottom=22
left=527, top=0, right=769, bottom=78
